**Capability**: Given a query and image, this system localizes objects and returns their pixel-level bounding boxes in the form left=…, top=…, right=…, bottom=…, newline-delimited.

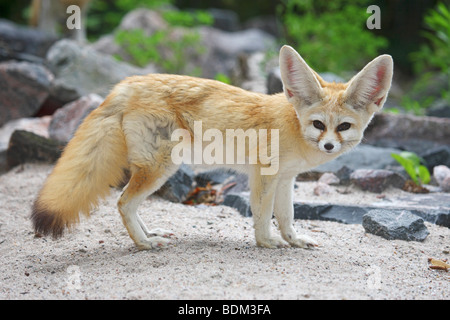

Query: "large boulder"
left=46, top=39, right=155, bottom=103
left=0, top=19, right=58, bottom=62
left=350, top=169, right=406, bottom=193
left=6, top=130, right=65, bottom=169
left=364, top=113, right=450, bottom=153
left=314, top=144, right=400, bottom=173
left=0, top=116, right=51, bottom=151
left=433, top=165, right=450, bottom=192
left=0, top=61, right=54, bottom=127
left=155, top=165, right=195, bottom=203
left=362, top=209, right=429, bottom=242
left=198, top=26, right=276, bottom=78
left=48, top=94, right=104, bottom=143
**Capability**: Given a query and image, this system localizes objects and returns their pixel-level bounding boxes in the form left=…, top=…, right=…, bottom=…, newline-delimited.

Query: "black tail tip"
left=31, top=202, right=65, bottom=239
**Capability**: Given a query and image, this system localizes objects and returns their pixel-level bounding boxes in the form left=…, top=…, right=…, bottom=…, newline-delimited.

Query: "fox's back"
left=112, top=74, right=294, bottom=133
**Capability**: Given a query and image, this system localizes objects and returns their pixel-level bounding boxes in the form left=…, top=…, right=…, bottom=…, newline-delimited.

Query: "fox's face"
left=299, top=102, right=365, bottom=155
left=279, top=46, right=393, bottom=156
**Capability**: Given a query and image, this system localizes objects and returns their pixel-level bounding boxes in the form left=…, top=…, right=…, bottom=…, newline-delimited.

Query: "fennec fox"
left=32, top=46, right=393, bottom=249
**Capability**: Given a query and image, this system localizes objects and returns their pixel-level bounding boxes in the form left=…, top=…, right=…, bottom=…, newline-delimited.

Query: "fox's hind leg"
left=136, top=214, right=174, bottom=238
left=118, top=160, right=179, bottom=250
left=119, top=114, right=180, bottom=249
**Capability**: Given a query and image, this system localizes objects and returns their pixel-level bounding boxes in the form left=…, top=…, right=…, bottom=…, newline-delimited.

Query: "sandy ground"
left=0, top=163, right=449, bottom=300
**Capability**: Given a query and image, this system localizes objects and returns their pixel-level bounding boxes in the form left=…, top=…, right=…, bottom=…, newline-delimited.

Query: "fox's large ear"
left=344, top=55, right=393, bottom=112
left=279, top=45, right=323, bottom=106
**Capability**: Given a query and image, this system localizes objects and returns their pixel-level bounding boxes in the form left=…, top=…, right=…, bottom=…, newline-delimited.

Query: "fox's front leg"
left=249, top=171, right=288, bottom=248
left=274, top=177, right=318, bottom=249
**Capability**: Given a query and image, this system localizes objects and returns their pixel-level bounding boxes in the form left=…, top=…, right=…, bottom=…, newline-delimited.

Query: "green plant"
left=277, top=0, right=388, bottom=74
left=114, top=7, right=213, bottom=75
left=214, top=73, right=232, bottom=84
left=400, top=2, right=450, bottom=115
left=391, top=151, right=431, bottom=185
left=400, top=95, right=435, bottom=116
left=87, top=0, right=171, bottom=40
left=162, top=9, right=214, bottom=27
left=115, top=29, right=164, bottom=68
left=411, top=2, right=450, bottom=77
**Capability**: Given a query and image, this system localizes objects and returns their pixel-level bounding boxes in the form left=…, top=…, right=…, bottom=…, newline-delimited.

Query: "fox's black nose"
left=324, top=143, right=334, bottom=151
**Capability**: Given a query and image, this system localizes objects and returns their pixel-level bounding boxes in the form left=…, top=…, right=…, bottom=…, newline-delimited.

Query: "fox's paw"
left=256, top=236, right=289, bottom=249
left=287, top=234, right=318, bottom=249
left=136, top=236, right=171, bottom=250
left=146, top=228, right=175, bottom=239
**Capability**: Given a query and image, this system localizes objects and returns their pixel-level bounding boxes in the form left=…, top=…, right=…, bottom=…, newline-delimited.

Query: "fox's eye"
left=313, top=120, right=325, bottom=130
left=337, top=122, right=351, bottom=131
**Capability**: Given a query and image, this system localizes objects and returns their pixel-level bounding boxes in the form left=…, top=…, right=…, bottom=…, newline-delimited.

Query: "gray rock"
left=421, top=146, right=450, bottom=172
left=233, top=52, right=269, bottom=94
left=294, top=203, right=368, bottom=224
left=222, top=193, right=371, bottom=224
left=313, top=182, right=334, bottom=196
left=119, top=8, right=168, bottom=33
left=195, top=169, right=235, bottom=187
left=200, top=27, right=275, bottom=62
left=350, top=169, right=406, bottom=193
left=228, top=172, right=250, bottom=193
left=243, top=15, right=280, bottom=38
left=194, top=168, right=249, bottom=194
left=6, top=130, right=65, bottom=169
left=391, top=193, right=450, bottom=227
left=155, top=165, right=195, bottom=203
left=315, top=144, right=400, bottom=173
left=223, top=193, right=252, bottom=217
left=221, top=188, right=450, bottom=228
left=362, top=209, right=429, bottom=242
left=0, top=61, right=54, bottom=127
left=0, top=116, right=51, bottom=151
left=47, top=39, right=154, bottom=103
left=208, top=8, right=240, bottom=32
left=198, top=27, right=276, bottom=78
left=294, top=195, right=450, bottom=227
left=318, top=172, right=340, bottom=185
left=0, top=19, right=58, bottom=60
left=426, top=99, right=450, bottom=118
left=267, top=67, right=283, bottom=94
left=335, top=166, right=354, bottom=185
left=364, top=113, right=450, bottom=154
left=48, top=94, right=104, bottom=143
left=433, top=165, right=450, bottom=192
left=0, top=149, right=6, bottom=174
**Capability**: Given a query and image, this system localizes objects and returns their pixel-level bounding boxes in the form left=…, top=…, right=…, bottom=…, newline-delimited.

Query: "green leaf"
left=399, top=151, right=423, bottom=167
left=418, top=165, right=431, bottom=185
left=214, top=73, right=231, bottom=84
left=391, top=153, right=419, bottom=184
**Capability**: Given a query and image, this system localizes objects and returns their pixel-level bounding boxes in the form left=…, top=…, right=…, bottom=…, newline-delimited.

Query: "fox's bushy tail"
left=31, top=99, right=128, bottom=238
